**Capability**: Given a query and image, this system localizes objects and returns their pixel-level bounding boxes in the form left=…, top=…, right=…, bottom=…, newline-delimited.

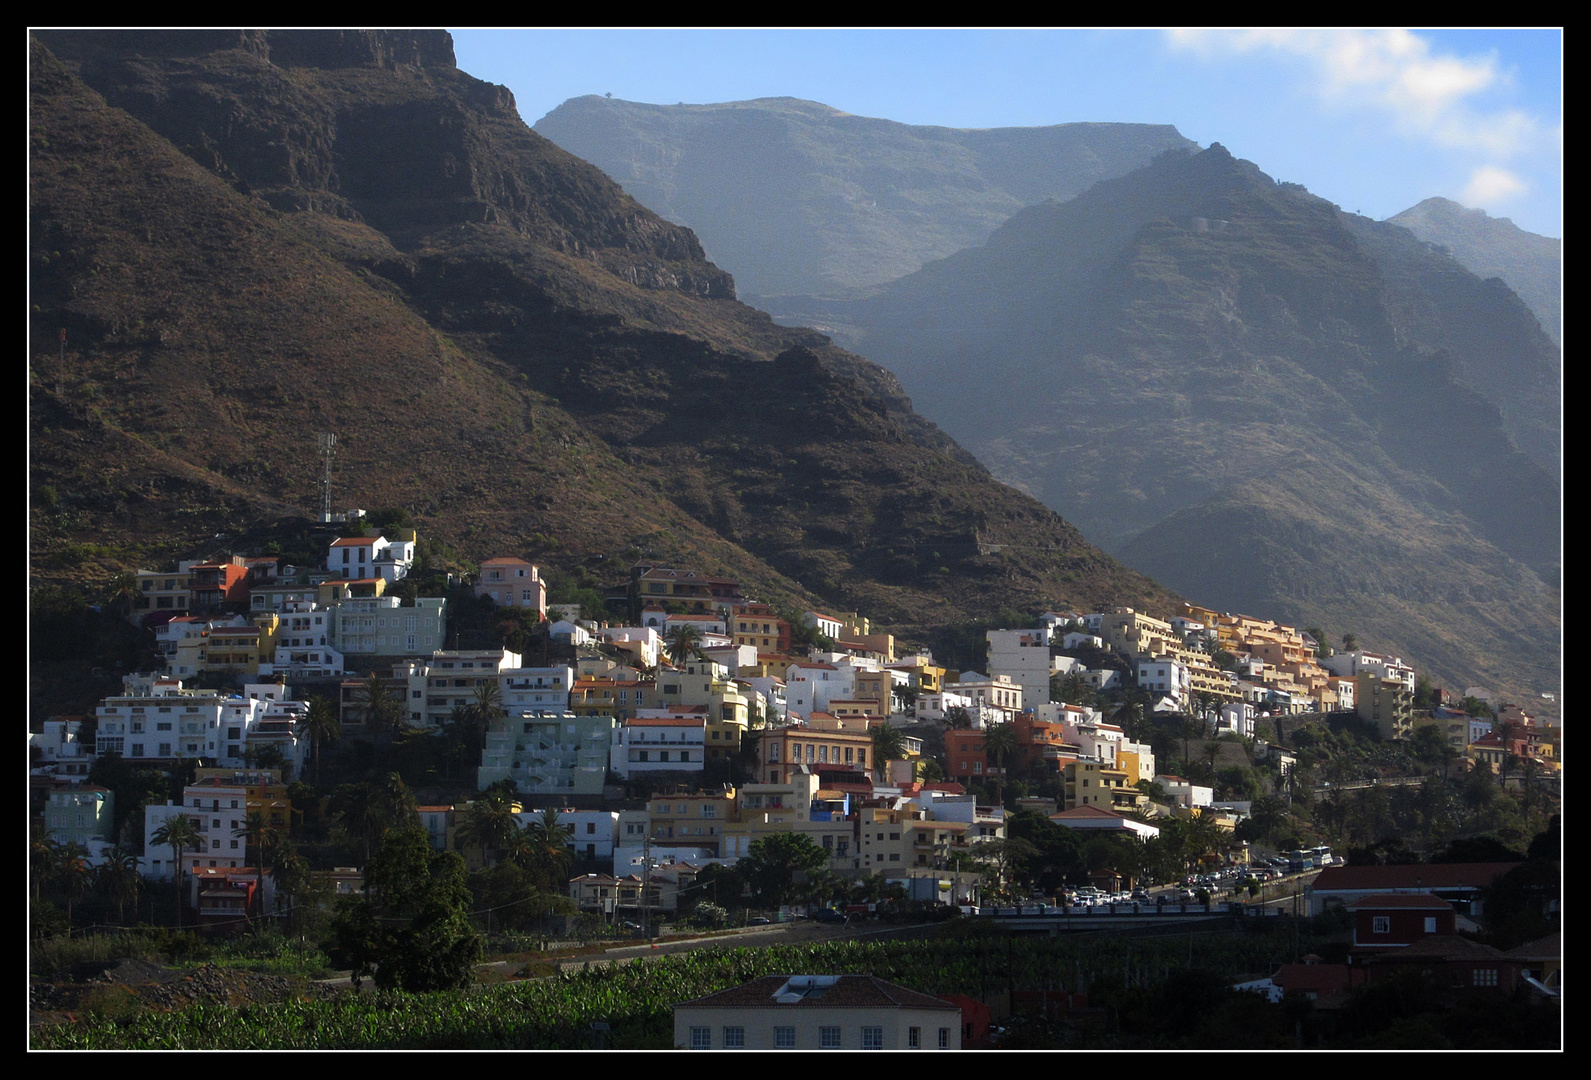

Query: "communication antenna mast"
left=317, top=433, right=337, bottom=522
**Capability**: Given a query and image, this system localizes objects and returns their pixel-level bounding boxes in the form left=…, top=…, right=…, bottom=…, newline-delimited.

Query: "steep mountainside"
left=534, top=95, right=1195, bottom=313
left=1388, top=197, right=1561, bottom=346
left=28, top=30, right=1177, bottom=642
left=818, top=146, right=1559, bottom=699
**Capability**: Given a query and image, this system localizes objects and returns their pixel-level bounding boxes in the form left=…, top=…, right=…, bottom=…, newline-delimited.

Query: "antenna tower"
left=317, top=433, right=337, bottom=522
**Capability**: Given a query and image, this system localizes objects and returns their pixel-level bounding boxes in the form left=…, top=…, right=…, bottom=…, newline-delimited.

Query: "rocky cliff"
left=29, top=30, right=1177, bottom=645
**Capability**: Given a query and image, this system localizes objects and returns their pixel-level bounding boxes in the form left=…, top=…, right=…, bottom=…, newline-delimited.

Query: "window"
left=689, top=1027, right=710, bottom=1050
left=1372, top=916, right=1390, bottom=934
left=774, top=1027, right=795, bottom=1049
left=723, top=1026, right=745, bottom=1049
left=862, top=1027, right=883, bottom=1050
left=939, top=1028, right=951, bottom=1049
left=820, top=1026, right=841, bottom=1049
left=908, top=1027, right=921, bottom=1049
left=1472, top=967, right=1498, bottom=987
left=1424, top=916, right=1437, bottom=933
left=702, top=804, right=716, bottom=818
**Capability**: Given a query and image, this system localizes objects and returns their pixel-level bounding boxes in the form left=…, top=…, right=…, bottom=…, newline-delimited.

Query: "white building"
left=610, top=717, right=707, bottom=779
left=1136, top=655, right=1191, bottom=708
left=329, top=596, right=446, bottom=659
left=986, top=629, right=1057, bottom=707
left=327, top=532, right=415, bottom=583
left=784, top=661, right=857, bottom=720
left=94, top=676, right=302, bottom=768
left=31, top=719, right=91, bottom=777
left=674, top=975, right=962, bottom=1051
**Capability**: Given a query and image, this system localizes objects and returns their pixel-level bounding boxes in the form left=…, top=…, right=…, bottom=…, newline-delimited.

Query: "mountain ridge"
left=29, top=30, right=1177, bottom=652
left=533, top=94, right=1197, bottom=306
left=820, top=144, right=1559, bottom=699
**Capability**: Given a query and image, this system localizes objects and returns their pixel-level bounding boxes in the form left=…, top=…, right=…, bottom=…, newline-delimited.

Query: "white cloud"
left=1461, top=165, right=1527, bottom=206
left=1164, top=28, right=1538, bottom=157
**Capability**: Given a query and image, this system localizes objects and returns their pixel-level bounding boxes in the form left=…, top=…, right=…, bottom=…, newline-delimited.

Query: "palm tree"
left=232, top=810, right=271, bottom=920
left=374, top=771, right=420, bottom=827
left=151, top=813, right=204, bottom=930
left=465, top=680, right=505, bottom=760
left=871, top=723, right=907, bottom=782
left=664, top=623, right=703, bottom=670
left=984, top=722, right=1018, bottom=807
left=298, top=695, right=341, bottom=790
left=54, top=842, right=93, bottom=922
left=96, top=844, right=143, bottom=924
left=523, top=808, right=573, bottom=887
left=31, top=830, right=61, bottom=903
left=456, top=790, right=522, bottom=868
left=358, top=672, right=405, bottom=765
left=106, top=570, right=142, bottom=622
left=268, top=836, right=311, bottom=924
left=1112, top=697, right=1145, bottom=742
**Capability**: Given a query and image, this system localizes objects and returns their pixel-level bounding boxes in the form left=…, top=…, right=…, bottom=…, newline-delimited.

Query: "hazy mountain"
left=533, top=95, right=1195, bottom=314
left=1388, top=197, right=1561, bottom=346
left=28, top=30, right=1178, bottom=645
left=821, top=145, right=1559, bottom=700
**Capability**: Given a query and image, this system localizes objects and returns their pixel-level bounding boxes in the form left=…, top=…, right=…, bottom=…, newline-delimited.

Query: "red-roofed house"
left=1307, top=862, right=1521, bottom=918
left=1350, top=893, right=1457, bottom=948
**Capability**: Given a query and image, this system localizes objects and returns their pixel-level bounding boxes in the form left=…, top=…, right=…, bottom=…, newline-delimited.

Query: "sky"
left=449, top=27, right=1562, bottom=239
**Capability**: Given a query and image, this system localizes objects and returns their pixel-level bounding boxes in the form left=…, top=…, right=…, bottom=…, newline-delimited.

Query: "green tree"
left=736, top=833, right=828, bottom=908
left=331, top=774, right=418, bottom=865
left=151, top=812, right=204, bottom=930
left=333, top=827, right=482, bottom=991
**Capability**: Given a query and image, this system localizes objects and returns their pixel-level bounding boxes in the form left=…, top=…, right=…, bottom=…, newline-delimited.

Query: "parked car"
left=814, top=908, right=849, bottom=925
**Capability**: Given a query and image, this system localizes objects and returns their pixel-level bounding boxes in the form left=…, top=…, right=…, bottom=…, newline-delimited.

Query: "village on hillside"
left=33, top=515, right=1560, bottom=919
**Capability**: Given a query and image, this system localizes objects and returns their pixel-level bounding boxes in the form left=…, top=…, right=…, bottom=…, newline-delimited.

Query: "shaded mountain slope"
left=1388, top=196, right=1561, bottom=346
left=821, top=145, right=1559, bottom=697
left=29, top=30, right=1176, bottom=641
left=534, top=94, right=1195, bottom=309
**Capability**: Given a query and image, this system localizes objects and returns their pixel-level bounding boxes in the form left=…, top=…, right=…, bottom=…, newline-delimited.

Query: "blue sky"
left=450, top=27, right=1561, bottom=239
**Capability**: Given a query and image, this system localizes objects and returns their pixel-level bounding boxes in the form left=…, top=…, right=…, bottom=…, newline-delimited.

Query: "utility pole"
left=641, top=830, right=652, bottom=938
